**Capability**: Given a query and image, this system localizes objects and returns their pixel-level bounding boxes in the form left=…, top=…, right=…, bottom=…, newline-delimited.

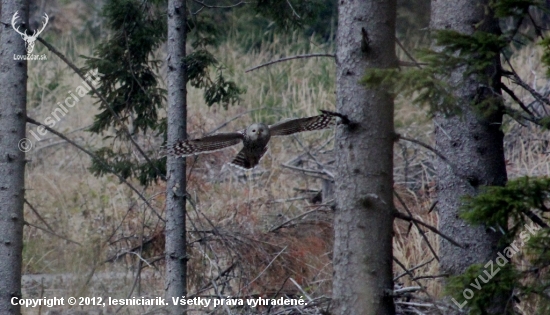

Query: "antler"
left=33, top=13, right=49, bottom=37
left=11, top=11, right=27, bottom=37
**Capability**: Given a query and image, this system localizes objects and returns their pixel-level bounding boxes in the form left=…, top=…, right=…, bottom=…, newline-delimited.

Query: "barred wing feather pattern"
left=268, top=112, right=338, bottom=136
left=168, top=132, right=244, bottom=157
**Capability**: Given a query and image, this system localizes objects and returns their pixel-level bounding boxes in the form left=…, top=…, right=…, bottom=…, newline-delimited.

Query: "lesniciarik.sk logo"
left=12, top=11, right=48, bottom=60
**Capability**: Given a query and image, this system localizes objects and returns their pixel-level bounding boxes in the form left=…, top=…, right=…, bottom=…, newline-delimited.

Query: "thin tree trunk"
left=0, top=1, right=28, bottom=314
left=431, top=1, right=508, bottom=313
left=332, top=1, right=397, bottom=314
left=165, top=1, right=187, bottom=314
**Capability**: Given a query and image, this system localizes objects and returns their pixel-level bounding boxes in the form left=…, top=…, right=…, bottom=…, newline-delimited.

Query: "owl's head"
left=246, top=123, right=270, bottom=141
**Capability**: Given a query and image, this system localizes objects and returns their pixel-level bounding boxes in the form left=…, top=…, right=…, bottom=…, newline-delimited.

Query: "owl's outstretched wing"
left=167, top=132, right=244, bottom=157
left=268, top=111, right=339, bottom=136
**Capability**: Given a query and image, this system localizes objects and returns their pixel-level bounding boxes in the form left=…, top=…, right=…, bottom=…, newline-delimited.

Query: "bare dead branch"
left=394, top=210, right=464, bottom=248
left=394, top=190, right=440, bottom=261
left=395, top=37, right=423, bottom=69
left=192, top=0, right=246, bottom=9
left=27, top=116, right=164, bottom=222
left=412, top=274, right=449, bottom=281
left=269, top=208, right=328, bottom=232
left=24, top=198, right=54, bottom=232
left=245, top=53, right=335, bottom=73
left=397, top=135, right=449, bottom=164
left=286, top=0, right=301, bottom=18
left=24, top=221, right=82, bottom=246
left=504, top=56, right=550, bottom=113
left=523, top=209, right=550, bottom=229
left=243, top=245, right=288, bottom=290
left=394, top=258, right=435, bottom=281
left=281, top=162, right=333, bottom=180
left=500, top=82, right=536, bottom=118
left=392, top=257, right=446, bottom=315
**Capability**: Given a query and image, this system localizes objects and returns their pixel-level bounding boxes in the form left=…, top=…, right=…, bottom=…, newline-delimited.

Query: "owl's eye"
left=252, top=129, right=256, bottom=132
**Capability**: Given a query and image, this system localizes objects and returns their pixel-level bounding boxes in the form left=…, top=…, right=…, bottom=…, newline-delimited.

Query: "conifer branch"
left=36, top=37, right=166, bottom=181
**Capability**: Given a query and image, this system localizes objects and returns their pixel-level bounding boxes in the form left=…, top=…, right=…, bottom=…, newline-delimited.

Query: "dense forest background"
left=2, top=0, right=550, bottom=314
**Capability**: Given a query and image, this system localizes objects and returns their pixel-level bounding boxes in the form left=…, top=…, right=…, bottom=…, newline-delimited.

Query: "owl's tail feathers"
left=230, top=149, right=255, bottom=169
left=320, top=110, right=351, bottom=125
left=230, top=147, right=267, bottom=170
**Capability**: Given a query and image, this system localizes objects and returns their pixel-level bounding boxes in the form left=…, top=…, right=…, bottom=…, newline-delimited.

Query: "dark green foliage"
left=302, top=0, right=336, bottom=40
left=491, top=0, right=544, bottom=19
left=455, top=177, right=550, bottom=312
left=188, top=13, right=221, bottom=48
left=539, top=37, right=550, bottom=77
left=81, top=0, right=168, bottom=186
left=185, top=50, right=218, bottom=88
left=538, top=115, right=550, bottom=129
left=184, top=50, right=245, bottom=108
left=254, top=0, right=325, bottom=30
left=89, top=147, right=167, bottom=187
left=521, top=228, right=550, bottom=312
left=361, top=67, right=459, bottom=116
left=445, top=264, right=517, bottom=315
left=204, top=70, right=245, bottom=109
left=461, top=177, right=550, bottom=241
left=362, top=0, right=550, bottom=125
left=82, top=0, right=244, bottom=186
left=83, top=0, right=167, bottom=135
left=362, top=29, right=508, bottom=117
left=432, top=30, right=506, bottom=76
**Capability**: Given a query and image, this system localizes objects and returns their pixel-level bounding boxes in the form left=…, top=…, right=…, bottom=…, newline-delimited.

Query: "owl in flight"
left=167, top=110, right=343, bottom=169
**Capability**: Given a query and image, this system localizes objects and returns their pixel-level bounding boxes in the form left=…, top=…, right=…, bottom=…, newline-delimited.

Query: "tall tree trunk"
left=0, top=1, right=28, bottom=314
left=332, top=1, right=397, bottom=314
left=165, top=1, right=187, bottom=314
left=431, top=0, right=508, bottom=313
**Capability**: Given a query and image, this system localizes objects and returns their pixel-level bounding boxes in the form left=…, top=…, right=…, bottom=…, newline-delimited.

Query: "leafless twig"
left=27, top=117, right=164, bottom=222
left=394, top=210, right=463, bottom=248
left=395, top=37, right=423, bottom=69
left=245, top=53, right=335, bottom=73
left=394, top=258, right=435, bottom=281
left=394, top=190, right=440, bottom=261
left=269, top=208, right=328, bottom=232
left=286, top=0, right=301, bottom=18
left=24, top=221, right=82, bottom=246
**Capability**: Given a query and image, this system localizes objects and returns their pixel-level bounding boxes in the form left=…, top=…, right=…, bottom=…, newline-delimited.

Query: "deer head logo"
left=11, top=11, right=49, bottom=54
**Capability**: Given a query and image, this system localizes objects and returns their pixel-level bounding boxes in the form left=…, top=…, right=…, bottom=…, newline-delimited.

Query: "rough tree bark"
left=0, top=0, right=28, bottom=314
left=431, top=0, right=508, bottom=313
left=165, top=1, right=187, bottom=314
left=332, top=1, right=397, bottom=315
